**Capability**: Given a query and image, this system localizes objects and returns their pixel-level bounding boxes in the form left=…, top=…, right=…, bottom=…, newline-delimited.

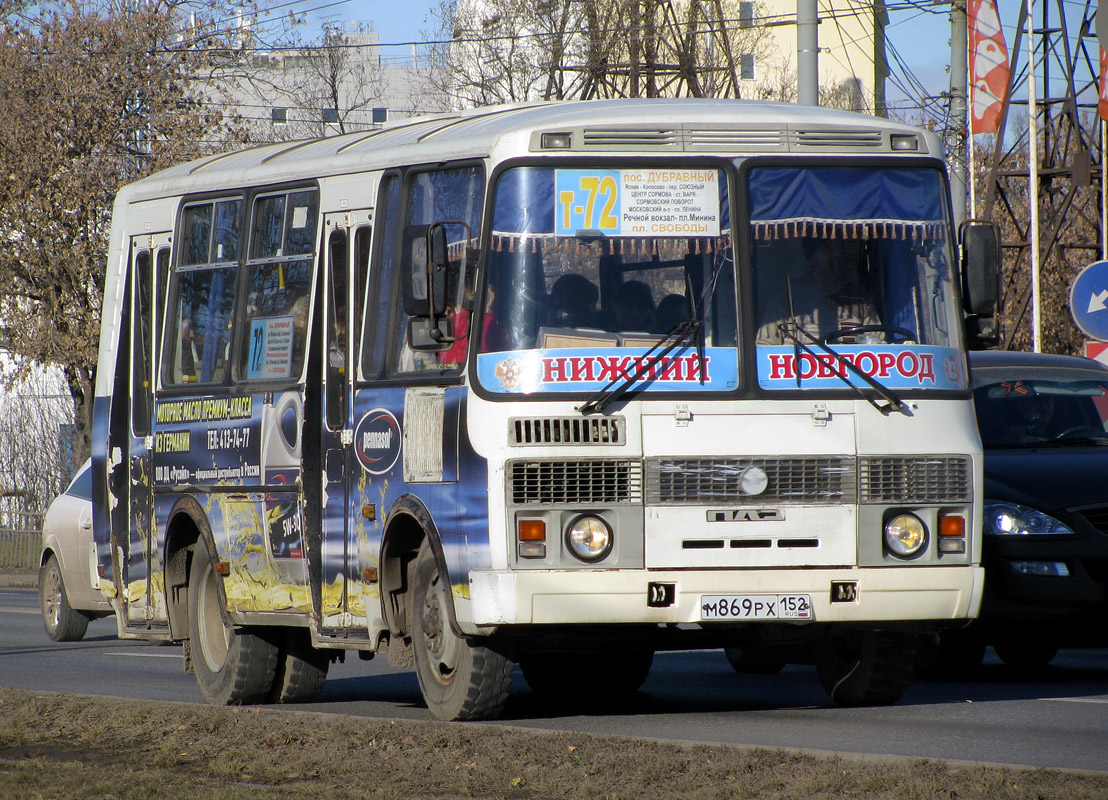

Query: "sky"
left=276, top=0, right=1085, bottom=119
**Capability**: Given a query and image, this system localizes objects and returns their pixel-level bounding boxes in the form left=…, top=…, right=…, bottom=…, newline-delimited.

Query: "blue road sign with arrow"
left=1070, top=260, right=1108, bottom=341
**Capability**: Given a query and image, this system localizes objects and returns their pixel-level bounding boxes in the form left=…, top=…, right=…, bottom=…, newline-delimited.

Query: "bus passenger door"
left=118, top=237, right=169, bottom=631
left=318, top=211, right=371, bottom=633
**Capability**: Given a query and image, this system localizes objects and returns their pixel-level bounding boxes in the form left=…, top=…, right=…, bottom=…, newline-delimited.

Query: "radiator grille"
left=509, top=459, right=642, bottom=505
left=511, top=456, right=972, bottom=507
left=645, top=457, right=857, bottom=505
left=1075, top=505, right=1108, bottom=536
left=510, top=416, right=625, bottom=446
left=858, top=456, right=972, bottom=504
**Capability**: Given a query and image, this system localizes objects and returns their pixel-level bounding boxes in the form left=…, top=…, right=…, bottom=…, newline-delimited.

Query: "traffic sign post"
left=1069, top=260, right=1108, bottom=341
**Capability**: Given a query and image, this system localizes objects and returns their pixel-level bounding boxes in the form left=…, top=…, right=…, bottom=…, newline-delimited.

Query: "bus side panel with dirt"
left=90, top=99, right=996, bottom=719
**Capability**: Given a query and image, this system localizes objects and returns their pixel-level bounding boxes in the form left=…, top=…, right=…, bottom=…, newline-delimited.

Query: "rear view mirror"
left=401, top=223, right=466, bottom=317
left=961, top=222, right=1000, bottom=316
left=428, top=225, right=449, bottom=316
left=407, top=316, right=453, bottom=352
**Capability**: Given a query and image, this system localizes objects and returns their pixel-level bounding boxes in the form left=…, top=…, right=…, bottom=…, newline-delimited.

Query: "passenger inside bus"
left=545, top=273, right=601, bottom=328
left=756, top=236, right=878, bottom=345
left=613, top=280, right=656, bottom=333
left=654, top=293, right=691, bottom=333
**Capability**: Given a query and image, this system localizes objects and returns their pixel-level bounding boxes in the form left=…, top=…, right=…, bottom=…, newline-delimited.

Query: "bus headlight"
left=565, top=515, right=613, bottom=562
left=884, top=513, right=928, bottom=558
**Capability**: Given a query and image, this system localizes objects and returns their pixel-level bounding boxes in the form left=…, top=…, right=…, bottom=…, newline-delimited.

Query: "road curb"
left=0, top=572, right=37, bottom=589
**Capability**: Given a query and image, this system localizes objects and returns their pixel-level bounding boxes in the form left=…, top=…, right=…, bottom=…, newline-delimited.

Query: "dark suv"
left=937, top=350, right=1108, bottom=669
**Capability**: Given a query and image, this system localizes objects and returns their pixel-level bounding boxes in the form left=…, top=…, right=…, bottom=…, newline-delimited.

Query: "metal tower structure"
left=978, top=0, right=1103, bottom=352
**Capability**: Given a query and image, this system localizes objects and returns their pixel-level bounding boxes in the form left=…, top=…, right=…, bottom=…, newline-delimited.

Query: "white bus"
left=92, top=99, right=996, bottom=720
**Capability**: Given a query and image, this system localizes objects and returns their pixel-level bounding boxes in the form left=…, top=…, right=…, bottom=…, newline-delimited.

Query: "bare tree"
left=422, top=0, right=778, bottom=107
left=0, top=0, right=255, bottom=467
left=0, top=358, right=76, bottom=510
left=234, top=23, right=388, bottom=141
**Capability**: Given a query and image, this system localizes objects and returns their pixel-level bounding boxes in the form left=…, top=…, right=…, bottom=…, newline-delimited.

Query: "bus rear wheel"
left=188, top=544, right=278, bottom=705
left=815, top=628, right=917, bottom=706
left=411, top=539, right=513, bottom=721
left=271, top=628, right=330, bottom=703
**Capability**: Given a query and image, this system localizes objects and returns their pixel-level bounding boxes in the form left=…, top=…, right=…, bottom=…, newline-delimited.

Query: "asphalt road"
left=2, top=586, right=1106, bottom=772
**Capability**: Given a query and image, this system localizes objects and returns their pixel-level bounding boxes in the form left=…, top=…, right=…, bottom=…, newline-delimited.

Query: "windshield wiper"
left=577, top=250, right=730, bottom=416
left=775, top=321, right=911, bottom=416
left=577, top=317, right=702, bottom=415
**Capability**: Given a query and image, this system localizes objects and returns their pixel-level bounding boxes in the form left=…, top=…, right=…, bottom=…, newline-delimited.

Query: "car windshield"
left=974, top=377, right=1108, bottom=447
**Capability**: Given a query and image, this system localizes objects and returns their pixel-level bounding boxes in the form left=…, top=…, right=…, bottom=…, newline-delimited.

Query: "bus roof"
left=120, top=98, right=940, bottom=203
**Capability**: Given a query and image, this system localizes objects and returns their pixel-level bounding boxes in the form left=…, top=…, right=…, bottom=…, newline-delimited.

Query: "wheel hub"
left=421, top=569, right=461, bottom=685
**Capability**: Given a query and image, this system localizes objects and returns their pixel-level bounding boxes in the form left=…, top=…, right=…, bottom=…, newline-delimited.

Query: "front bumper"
left=467, top=565, right=984, bottom=629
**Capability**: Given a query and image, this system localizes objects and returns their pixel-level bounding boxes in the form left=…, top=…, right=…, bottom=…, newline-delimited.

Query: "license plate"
left=699, top=594, right=812, bottom=621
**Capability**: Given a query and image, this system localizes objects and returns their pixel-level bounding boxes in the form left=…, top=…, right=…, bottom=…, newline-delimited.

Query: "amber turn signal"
left=518, top=519, right=547, bottom=542
left=938, top=516, right=965, bottom=537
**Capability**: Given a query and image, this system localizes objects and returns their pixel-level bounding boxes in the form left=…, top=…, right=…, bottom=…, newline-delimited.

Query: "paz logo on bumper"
left=354, top=408, right=402, bottom=475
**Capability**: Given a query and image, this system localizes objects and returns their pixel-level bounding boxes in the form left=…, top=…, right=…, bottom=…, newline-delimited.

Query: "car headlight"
left=884, top=513, right=928, bottom=558
left=565, top=515, right=613, bottom=562
left=983, top=502, right=1073, bottom=536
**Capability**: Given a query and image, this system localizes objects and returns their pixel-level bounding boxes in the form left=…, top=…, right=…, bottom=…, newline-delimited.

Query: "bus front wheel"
left=814, top=628, right=918, bottom=706
left=188, top=544, right=278, bottom=705
left=410, top=539, right=513, bottom=721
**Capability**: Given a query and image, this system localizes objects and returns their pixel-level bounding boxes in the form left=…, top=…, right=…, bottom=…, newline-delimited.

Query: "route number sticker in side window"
left=247, top=316, right=295, bottom=380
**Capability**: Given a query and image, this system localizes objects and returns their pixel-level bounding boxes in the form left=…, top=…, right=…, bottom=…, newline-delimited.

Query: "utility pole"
left=798, top=0, right=818, bottom=105
left=949, top=2, right=968, bottom=230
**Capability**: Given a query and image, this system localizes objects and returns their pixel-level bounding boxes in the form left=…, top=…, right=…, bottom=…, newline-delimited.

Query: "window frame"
left=161, top=193, right=245, bottom=389
left=358, top=161, right=486, bottom=385
left=470, top=155, right=741, bottom=405
left=160, top=182, right=323, bottom=394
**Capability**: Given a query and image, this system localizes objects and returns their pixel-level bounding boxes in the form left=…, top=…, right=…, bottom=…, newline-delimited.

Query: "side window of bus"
left=362, top=175, right=400, bottom=380
left=132, top=249, right=153, bottom=435
left=326, top=228, right=348, bottom=431
left=164, top=199, right=242, bottom=385
left=240, top=189, right=319, bottom=382
left=353, top=225, right=371, bottom=362
left=391, top=165, right=483, bottom=375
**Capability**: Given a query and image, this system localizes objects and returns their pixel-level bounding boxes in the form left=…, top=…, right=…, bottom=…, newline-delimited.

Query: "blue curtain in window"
left=748, top=166, right=944, bottom=225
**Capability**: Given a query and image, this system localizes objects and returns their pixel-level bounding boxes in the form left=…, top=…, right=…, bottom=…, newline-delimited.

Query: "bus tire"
left=723, top=646, right=786, bottom=675
left=411, top=539, right=513, bottom=721
left=39, top=554, right=90, bottom=642
left=188, top=544, right=278, bottom=705
left=916, top=630, right=985, bottom=678
left=993, top=637, right=1057, bottom=670
left=815, top=628, right=917, bottom=707
left=271, top=629, right=329, bottom=703
left=520, top=649, right=653, bottom=699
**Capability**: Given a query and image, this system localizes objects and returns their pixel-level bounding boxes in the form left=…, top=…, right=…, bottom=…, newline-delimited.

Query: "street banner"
left=968, top=0, right=1010, bottom=133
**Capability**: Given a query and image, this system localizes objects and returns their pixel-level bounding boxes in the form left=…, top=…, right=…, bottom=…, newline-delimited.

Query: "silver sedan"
left=39, top=461, right=112, bottom=641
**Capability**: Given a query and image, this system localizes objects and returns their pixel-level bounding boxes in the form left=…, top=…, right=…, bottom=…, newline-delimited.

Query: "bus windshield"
left=749, top=165, right=966, bottom=392
left=477, top=162, right=965, bottom=397
left=477, top=165, right=737, bottom=395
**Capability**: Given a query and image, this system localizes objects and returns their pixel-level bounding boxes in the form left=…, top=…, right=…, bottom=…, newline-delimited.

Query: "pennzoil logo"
left=354, top=408, right=402, bottom=475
